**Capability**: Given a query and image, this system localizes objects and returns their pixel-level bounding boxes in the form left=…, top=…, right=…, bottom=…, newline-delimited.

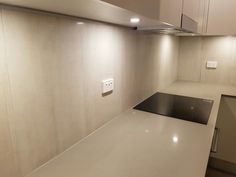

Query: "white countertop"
left=27, top=81, right=236, bottom=177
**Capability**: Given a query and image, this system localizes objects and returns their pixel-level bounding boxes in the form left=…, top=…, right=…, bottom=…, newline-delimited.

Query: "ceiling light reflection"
left=172, top=136, right=179, bottom=143
left=77, top=22, right=85, bottom=25
left=130, top=17, right=140, bottom=24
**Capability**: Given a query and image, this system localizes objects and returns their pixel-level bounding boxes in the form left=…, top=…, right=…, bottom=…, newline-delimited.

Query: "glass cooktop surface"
left=134, top=92, right=213, bottom=125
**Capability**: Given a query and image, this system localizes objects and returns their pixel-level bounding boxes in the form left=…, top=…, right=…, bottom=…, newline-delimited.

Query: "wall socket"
left=206, top=61, right=218, bottom=69
left=102, top=78, right=114, bottom=94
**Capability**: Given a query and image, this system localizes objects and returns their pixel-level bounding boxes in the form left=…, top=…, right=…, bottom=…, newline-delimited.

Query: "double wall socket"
left=102, top=78, right=114, bottom=94
left=206, top=61, right=218, bottom=69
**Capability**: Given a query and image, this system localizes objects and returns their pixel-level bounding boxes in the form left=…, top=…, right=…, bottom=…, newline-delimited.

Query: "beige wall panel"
left=2, top=8, right=59, bottom=175
left=0, top=6, right=179, bottom=177
left=200, top=37, right=233, bottom=84
left=0, top=8, right=20, bottom=177
left=178, top=36, right=236, bottom=86
left=178, top=37, right=202, bottom=82
left=82, top=23, right=140, bottom=133
left=137, top=34, right=179, bottom=99
left=51, top=18, right=87, bottom=153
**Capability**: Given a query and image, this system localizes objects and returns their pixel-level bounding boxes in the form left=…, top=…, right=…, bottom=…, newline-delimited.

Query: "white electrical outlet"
left=102, top=78, right=114, bottom=94
left=206, top=61, right=218, bottom=69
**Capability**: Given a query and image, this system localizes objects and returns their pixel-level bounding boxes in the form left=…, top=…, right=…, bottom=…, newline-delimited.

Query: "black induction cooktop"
left=134, top=92, right=213, bottom=125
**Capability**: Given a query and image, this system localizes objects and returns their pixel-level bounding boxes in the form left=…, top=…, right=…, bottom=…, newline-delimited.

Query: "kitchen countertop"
left=27, top=81, right=236, bottom=177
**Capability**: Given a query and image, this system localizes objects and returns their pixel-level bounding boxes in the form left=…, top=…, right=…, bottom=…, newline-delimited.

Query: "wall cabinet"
left=158, top=0, right=183, bottom=27
left=102, top=0, right=183, bottom=28
left=182, top=0, right=201, bottom=23
left=102, top=0, right=209, bottom=33
left=100, top=0, right=236, bottom=35
left=198, top=0, right=210, bottom=33
left=207, top=0, right=236, bottom=35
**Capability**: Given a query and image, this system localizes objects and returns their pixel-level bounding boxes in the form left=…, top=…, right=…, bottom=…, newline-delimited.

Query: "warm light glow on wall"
left=223, top=36, right=233, bottom=48
left=160, top=35, right=172, bottom=54
left=152, top=34, right=177, bottom=89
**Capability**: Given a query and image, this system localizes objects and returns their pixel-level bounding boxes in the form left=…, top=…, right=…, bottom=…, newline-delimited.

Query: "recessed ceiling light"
left=130, top=17, right=140, bottom=24
left=77, top=22, right=84, bottom=25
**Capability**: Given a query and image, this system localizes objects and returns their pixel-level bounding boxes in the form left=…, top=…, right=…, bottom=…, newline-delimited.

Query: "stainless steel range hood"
left=137, top=14, right=199, bottom=35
